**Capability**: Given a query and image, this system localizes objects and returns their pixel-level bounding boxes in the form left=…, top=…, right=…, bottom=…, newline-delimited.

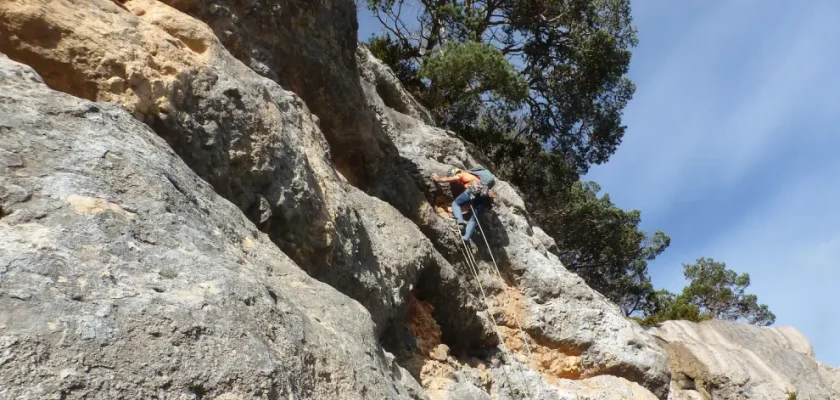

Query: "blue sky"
left=357, top=1, right=840, bottom=365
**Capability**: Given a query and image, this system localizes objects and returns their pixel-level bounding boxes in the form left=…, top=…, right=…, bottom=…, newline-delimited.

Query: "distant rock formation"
left=649, top=320, right=840, bottom=399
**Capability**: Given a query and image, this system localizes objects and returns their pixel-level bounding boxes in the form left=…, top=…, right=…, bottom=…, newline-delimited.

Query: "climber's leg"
left=451, top=191, right=471, bottom=225
left=462, top=199, right=485, bottom=242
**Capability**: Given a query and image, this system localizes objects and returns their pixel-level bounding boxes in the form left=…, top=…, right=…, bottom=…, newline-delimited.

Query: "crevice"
left=375, top=77, right=410, bottom=115
left=163, top=173, right=201, bottom=210
left=412, top=257, right=494, bottom=354
left=265, top=287, right=278, bottom=304
left=386, top=292, right=455, bottom=386
left=380, top=253, right=506, bottom=395
left=188, top=383, right=207, bottom=399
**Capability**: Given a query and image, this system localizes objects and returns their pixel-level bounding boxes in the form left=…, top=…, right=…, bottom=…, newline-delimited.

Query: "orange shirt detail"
left=456, top=172, right=480, bottom=188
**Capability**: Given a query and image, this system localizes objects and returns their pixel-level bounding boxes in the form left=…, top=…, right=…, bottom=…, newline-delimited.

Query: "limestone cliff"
left=0, top=0, right=836, bottom=399
left=0, top=54, right=422, bottom=399
left=649, top=320, right=840, bottom=399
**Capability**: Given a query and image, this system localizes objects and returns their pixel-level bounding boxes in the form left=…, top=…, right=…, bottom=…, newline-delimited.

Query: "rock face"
left=357, top=47, right=672, bottom=398
left=158, top=0, right=421, bottom=199
left=0, top=55, right=422, bottom=399
left=649, top=320, right=840, bottom=399
left=0, top=0, right=836, bottom=399
left=0, top=0, right=453, bottom=341
left=0, top=0, right=339, bottom=262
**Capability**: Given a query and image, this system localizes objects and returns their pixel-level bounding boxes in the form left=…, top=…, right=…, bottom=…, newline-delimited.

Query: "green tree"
left=641, top=258, right=776, bottom=326
left=365, top=0, right=669, bottom=310
left=418, top=41, right=529, bottom=128
left=638, top=290, right=709, bottom=326
left=681, top=257, right=775, bottom=325
left=528, top=179, right=670, bottom=314
left=365, top=0, right=638, bottom=174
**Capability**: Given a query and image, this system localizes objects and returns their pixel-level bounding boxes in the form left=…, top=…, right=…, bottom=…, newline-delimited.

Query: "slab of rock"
left=157, top=0, right=435, bottom=224
left=0, top=54, right=425, bottom=399
left=648, top=320, right=840, bottom=400
left=0, top=0, right=341, bottom=265
left=426, top=360, right=659, bottom=400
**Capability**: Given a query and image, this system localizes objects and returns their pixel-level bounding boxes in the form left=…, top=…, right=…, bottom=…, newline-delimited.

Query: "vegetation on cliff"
left=640, top=258, right=776, bottom=326
left=363, top=0, right=773, bottom=326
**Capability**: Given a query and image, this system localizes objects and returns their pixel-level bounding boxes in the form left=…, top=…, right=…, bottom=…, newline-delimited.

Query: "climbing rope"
left=431, top=181, right=540, bottom=397
left=449, top=224, right=534, bottom=400
left=474, top=216, right=538, bottom=375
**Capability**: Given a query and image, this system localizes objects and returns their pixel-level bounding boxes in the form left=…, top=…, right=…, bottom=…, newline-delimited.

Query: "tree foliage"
left=365, top=0, right=665, bottom=312
left=419, top=41, right=529, bottom=127
left=364, top=1, right=775, bottom=328
left=530, top=180, right=670, bottom=314
left=641, top=258, right=776, bottom=326
left=365, top=0, right=638, bottom=173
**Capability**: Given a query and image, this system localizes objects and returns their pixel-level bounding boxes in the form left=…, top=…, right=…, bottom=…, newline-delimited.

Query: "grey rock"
left=357, top=47, right=435, bottom=126
left=434, top=360, right=658, bottom=400
left=0, top=0, right=468, bottom=341
left=0, top=55, right=423, bottom=400
left=493, top=365, right=659, bottom=400
left=649, top=320, right=840, bottom=400
left=0, top=0, right=341, bottom=275
left=448, top=382, right=492, bottom=400
left=157, top=0, right=435, bottom=231
left=159, top=0, right=393, bottom=186
left=4, top=1, right=836, bottom=400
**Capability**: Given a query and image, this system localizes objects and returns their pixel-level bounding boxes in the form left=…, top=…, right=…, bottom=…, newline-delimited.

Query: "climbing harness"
left=466, top=166, right=496, bottom=199
left=448, top=221, right=539, bottom=399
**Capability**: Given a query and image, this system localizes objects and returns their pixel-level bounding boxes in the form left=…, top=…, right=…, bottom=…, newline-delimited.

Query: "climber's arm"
left=432, top=174, right=460, bottom=183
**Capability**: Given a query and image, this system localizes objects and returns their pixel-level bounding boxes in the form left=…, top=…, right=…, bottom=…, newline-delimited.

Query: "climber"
left=432, top=167, right=495, bottom=242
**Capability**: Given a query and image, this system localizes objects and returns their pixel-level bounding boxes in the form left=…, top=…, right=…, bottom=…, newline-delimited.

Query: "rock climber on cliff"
left=432, top=167, right=496, bottom=242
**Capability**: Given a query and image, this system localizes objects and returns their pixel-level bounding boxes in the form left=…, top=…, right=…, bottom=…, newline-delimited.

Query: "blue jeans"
left=452, top=191, right=485, bottom=241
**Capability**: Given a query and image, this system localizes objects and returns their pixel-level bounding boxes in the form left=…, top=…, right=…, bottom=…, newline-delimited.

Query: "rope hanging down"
left=450, top=226, right=533, bottom=400
left=474, top=216, right=539, bottom=378
left=431, top=179, right=541, bottom=397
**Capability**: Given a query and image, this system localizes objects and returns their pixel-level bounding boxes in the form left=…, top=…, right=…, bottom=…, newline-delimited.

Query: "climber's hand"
left=431, top=173, right=439, bottom=182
